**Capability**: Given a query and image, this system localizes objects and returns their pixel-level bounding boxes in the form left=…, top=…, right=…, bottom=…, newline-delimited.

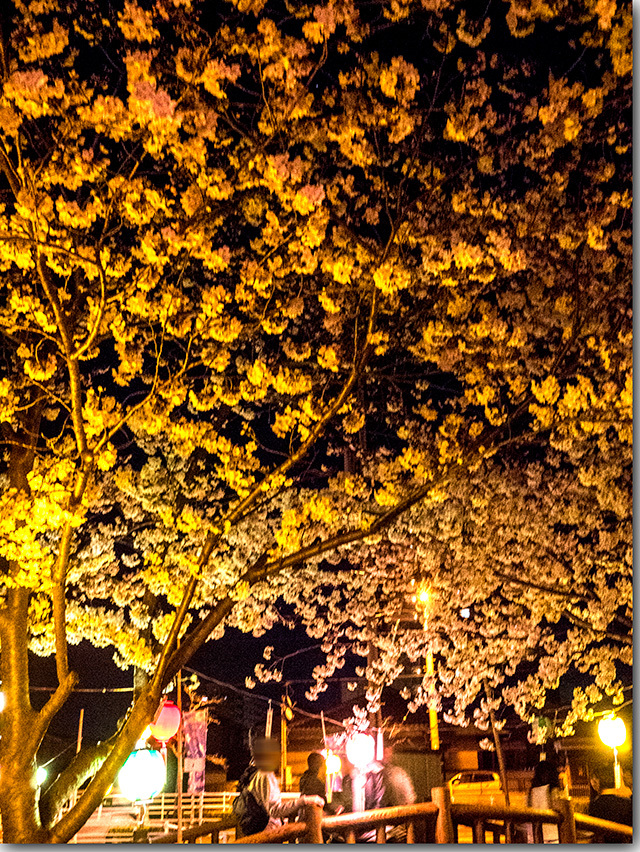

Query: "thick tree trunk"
left=0, top=589, right=48, bottom=843
left=484, top=681, right=510, bottom=807
left=0, top=406, right=50, bottom=842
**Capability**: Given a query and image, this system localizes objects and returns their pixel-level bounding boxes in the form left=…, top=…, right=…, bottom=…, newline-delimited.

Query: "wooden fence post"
left=304, top=803, right=324, bottom=844
left=556, top=797, right=577, bottom=844
left=431, top=786, right=454, bottom=844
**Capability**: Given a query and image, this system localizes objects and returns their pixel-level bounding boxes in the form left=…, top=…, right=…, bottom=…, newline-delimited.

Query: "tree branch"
left=30, top=671, right=79, bottom=758
left=561, top=608, right=632, bottom=645
left=47, top=687, right=161, bottom=843
left=151, top=282, right=381, bottom=686
left=39, top=738, right=113, bottom=830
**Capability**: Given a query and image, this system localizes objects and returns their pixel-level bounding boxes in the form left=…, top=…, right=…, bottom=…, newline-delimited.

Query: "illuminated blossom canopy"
left=0, top=0, right=630, bottom=842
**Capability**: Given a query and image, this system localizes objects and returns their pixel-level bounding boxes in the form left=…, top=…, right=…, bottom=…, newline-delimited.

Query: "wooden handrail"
left=451, top=803, right=562, bottom=824
left=229, top=821, right=306, bottom=844
left=321, top=801, right=438, bottom=831
left=575, top=812, right=633, bottom=840
left=149, top=814, right=236, bottom=843
left=142, top=790, right=633, bottom=844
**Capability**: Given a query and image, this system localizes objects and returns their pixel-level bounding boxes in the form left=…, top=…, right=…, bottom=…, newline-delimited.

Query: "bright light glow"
left=0, top=691, right=5, bottom=712
left=36, top=766, right=47, bottom=786
left=346, top=733, right=375, bottom=769
left=118, top=749, right=166, bottom=801
left=598, top=715, right=626, bottom=749
left=460, top=608, right=470, bottom=619
left=417, top=589, right=430, bottom=605
left=325, top=752, right=342, bottom=775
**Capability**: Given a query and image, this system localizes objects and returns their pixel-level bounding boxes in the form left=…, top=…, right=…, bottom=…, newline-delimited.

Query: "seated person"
left=588, top=760, right=632, bottom=843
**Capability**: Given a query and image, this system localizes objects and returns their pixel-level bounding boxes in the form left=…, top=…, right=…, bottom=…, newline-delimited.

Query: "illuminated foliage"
left=0, top=0, right=630, bottom=841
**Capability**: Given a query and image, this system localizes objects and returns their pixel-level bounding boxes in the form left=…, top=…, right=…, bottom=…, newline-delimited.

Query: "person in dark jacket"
left=299, top=752, right=326, bottom=801
left=588, top=760, right=632, bottom=843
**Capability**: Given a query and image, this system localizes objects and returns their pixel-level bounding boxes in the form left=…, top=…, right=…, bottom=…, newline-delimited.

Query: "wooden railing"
left=135, top=786, right=633, bottom=844
left=450, top=801, right=566, bottom=844
left=574, top=811, right=633, bottom=843
left=149, top=814, right=238, bottom=844
left=448, top=796, right=632, bottom=845
left=151, top=802, right=440, bottom=845
left=320, top=801, right=439, bottom=844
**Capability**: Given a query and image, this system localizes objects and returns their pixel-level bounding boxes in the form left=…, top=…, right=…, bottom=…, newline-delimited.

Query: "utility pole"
left=177, top=670, right=183, bottom=843
left=425, top=651, right=440, bottom=751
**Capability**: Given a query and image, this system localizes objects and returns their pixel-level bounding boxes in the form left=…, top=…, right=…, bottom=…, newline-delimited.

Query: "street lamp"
left=598, top=714, right=626, bottom=789
left=415, top=582, right=439, bottom=751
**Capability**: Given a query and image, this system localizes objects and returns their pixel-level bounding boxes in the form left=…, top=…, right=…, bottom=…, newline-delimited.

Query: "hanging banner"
left=182, top=709, right=208, bottom=793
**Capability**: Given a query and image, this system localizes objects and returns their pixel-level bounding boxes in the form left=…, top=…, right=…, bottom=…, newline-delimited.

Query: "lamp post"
left=414, top=584, right=439, bottom=751
left=598, top=714, right=626, bottom=789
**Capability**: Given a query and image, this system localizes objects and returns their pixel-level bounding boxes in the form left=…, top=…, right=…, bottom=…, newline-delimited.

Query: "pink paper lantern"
left=149, top=699, right=181, bottom=743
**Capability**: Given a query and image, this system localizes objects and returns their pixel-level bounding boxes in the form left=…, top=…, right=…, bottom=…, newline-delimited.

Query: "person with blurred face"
left=237, top=737, right=324, bottom=836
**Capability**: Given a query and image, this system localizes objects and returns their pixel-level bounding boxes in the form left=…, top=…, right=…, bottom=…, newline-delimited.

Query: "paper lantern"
left=346, top=733, right=375, bottom=769
left=325, top=751, right=342, bottom=775
left=118, top=749, right=166, bottom=801
left=149, top=699, right=181, bottom=743
left=598, top=715, right=626, bottom=749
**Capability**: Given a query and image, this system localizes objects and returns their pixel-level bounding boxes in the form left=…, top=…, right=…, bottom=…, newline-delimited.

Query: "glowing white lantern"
left=36, top=766, right=47, bottom=786
left=598, top=714, right=627, bottom=790
left=325, top=752, right=342, bottom=775
left=346, top=733, right=375, bottom=769
left=118, top=749, right=166, bottom=801
left=598, top=715, right=626, bottom=749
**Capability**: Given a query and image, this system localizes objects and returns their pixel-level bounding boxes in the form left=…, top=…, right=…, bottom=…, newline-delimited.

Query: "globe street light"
left=598, top=714, right=626, bottom=789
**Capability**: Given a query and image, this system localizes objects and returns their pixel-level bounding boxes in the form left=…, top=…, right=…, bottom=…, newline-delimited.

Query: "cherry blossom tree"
left=0, top=0, right=630, bottom=841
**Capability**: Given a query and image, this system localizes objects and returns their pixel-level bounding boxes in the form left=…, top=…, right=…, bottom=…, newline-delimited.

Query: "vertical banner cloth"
left=182, top=709, right=208, bottom=793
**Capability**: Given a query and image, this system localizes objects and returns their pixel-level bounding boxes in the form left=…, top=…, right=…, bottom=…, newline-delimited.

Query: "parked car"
left=448, top=771, right=506, bottom=805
